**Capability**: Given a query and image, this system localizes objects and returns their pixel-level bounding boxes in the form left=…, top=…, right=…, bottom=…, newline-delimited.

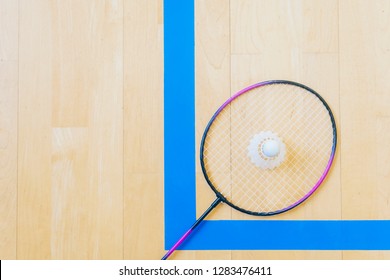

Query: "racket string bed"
left=204, top=84, right=333, bottom=214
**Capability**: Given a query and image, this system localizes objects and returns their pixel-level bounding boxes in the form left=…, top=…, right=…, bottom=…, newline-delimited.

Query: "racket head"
left=200, top=80, right=337, bottom=216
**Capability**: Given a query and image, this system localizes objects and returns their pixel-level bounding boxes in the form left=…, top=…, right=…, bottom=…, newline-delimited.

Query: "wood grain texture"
left=195, top=0, right=231, bottom=221
left=343, top=251, right=390, bottom=260
left=194, top=0, right=232, bottom=260
left=339, top=0, right=390, bottom=259
left=18, top=0, right=53, bottom=258
left=124, top=0, right=163, bottom=174
left=0, top=0, right=18, bottom=61
left=340, top=0, right=390, bottom=220
left=231, top=0, right=303, bottom=55
left=123, top=0, right=164, bottom=260
left=0, top=0, right=18, bottom=258
left=18, top=0, right=123, bottom=259
left=0, top=61, right=18, bottom=259
left=124, top=174, right=163, bottom=259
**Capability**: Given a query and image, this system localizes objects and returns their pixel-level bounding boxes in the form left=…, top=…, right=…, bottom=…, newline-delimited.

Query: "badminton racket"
left=162, top=80, right=337, bottom=260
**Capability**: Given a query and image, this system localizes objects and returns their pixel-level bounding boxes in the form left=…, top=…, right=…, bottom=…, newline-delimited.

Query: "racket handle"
left=161, top=228, right=193, bottom=260
left=161, top=197, right=222, bottom=260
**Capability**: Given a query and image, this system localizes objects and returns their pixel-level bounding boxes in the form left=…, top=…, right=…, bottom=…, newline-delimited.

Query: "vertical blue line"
left=164, top=0, right=195, bottom=248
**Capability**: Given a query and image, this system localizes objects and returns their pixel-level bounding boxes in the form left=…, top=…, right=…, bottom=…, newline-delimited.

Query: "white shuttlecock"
left=247, top=131, right=286, bottom=169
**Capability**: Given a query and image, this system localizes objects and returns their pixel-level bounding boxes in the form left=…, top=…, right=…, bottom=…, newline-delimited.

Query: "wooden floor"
left=1, top=0, right=390, bottom=259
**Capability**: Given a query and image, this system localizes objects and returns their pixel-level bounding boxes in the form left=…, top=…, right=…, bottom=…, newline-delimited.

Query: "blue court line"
left=164, top=0, right=196, bottom=247
left=172, top=220, right=390, bottom=250
left=163, top=0, right=390, bottom=250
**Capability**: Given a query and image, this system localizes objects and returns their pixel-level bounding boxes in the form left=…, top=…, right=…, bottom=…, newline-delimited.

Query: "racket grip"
left=161, top=228, right=193, bottom=260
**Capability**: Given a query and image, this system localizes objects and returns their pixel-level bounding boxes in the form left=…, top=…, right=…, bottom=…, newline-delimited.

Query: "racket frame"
left=199, top=80, right=337, bottom=216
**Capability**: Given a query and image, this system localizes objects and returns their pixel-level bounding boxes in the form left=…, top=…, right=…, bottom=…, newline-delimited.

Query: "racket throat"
left=191, top=196, right=222, bottom=229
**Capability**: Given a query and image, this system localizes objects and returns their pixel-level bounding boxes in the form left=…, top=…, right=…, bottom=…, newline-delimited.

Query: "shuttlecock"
left=247, top=131, right=286, bottom=169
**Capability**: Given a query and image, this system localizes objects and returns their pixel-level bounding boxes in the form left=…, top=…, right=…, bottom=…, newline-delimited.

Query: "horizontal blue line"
left=178, top=220, right=390, bottom=250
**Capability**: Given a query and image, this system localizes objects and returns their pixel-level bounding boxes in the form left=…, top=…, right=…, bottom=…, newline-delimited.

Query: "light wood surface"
left=124, top=0, right=164, bottom=260
left=339, top=0, right=390, bottom=220
left=17, top=0, right=124, bottom=259
left=0, top=0, right=390, bottom=260
left=0, top=0, right=18, bottom=259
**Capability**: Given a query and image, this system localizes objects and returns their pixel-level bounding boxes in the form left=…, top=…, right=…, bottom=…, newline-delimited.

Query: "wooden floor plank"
left=339, top=0, right=390, bottom=259
left=123, top=0, right=164, bottom=259
left=18, top=0, right=123, bottom=259
left=0, top=0, right=18, bottom=260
